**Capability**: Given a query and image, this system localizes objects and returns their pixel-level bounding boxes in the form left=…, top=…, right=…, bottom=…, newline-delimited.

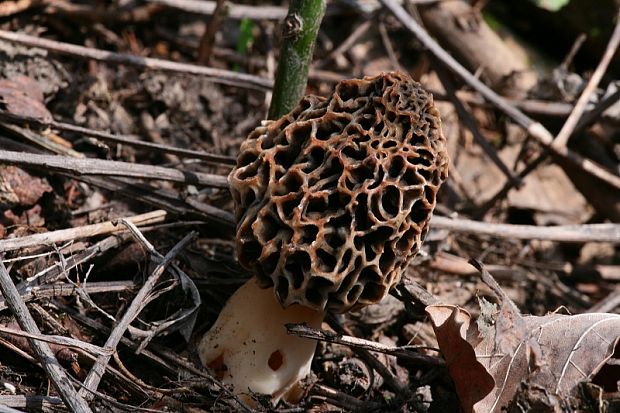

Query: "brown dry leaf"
left=0, top=165, right=52, bottom=208
left=0, top=75, right=52, bottom=122
left=426, top=305, right=494, bottom=413
left=472, top=259, right=531, bottom=360
left=482, top=311, right=620, bottom=412
left=427, top=305, right=620, bottom=413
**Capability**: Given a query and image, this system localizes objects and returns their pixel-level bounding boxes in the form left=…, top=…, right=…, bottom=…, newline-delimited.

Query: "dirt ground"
left=0, top=1, right=619, bottom=412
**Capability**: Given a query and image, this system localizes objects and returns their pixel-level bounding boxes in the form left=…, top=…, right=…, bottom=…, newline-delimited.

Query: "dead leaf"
left=426, top=305, right=494, bottom=413
left=0, top=165, right=52, bottom=208
left=482, top=312, right=620, bottom=412
left=472, top=258, right=530, bottom=359
left=0, top=75, right=52, bottom=123
left=427, top=305, right=620, bottom=413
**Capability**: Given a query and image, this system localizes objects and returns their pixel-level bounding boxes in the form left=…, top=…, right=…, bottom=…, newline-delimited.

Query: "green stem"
left=268, top=0, right=326, bottom=120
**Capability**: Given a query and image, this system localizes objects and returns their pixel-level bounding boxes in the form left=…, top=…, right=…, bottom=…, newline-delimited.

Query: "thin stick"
left=394, top=278, right=439, bottom=307
left=0, top=396, right=62, bottom=411
left=573, top=88, right=620, bottom=134
left=553, top=13, right=620, bottom=148
left=2, top=122, right=84, bottom=158
left=43, top=1, right=161, bottom=23
left=148, top=0, right=441, bottom=20
left=380, top=0, right=620, bottom=191
left=197, top=0, right=226, bottom=64
left=0, top=30, right=272, bottom=91
left=0, top=281, right=135, bottom=312
left=378, top=21, right=405, bottom=71
left=286, top=323, right=443, bottom=367
left=0, top=210, right=166, bottom=252
left=268, top=0, right=326, bottom=119
left=24, top=233, right=132, bottom=287
left=0, top=150, right=228, bottom=188
left=474, top=151, right=549, bottom=219
left=312, top=383, right=383, bottom=411
left=57, top=302, right=254, bottom=413
left=315, top=19, right=372, bottom=69
left=560, top=33, right=587, bottom=71
left=72, top=174, right=235, bottom=229
left=0, top=405, right=26, bottom=413
left=431, top=215, right=620, bottom=243
left=588, top=284, right=620, bottom=313
left=79, top=231, right=196, bottom=398
left=0, top=325, right=111, bottom=356
left=148, top=0, right=287, bottom=20
left=0, top=110, right=236, bottom=165
left=435, top=63, right=522, bottom=187
left=0, top=262, right=93, bottom=412
left=326, top=315, right=411, bottom=396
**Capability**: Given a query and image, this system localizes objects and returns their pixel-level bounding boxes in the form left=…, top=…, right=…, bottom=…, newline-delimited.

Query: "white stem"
left=198, top=277, right=325, bottom=403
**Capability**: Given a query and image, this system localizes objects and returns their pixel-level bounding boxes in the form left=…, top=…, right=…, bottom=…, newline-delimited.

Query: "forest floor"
left=0, top=0, right=619, bottom=412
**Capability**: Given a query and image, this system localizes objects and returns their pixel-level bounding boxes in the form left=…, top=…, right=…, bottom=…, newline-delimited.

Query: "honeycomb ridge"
left=229, top=72, right=448, bottom=312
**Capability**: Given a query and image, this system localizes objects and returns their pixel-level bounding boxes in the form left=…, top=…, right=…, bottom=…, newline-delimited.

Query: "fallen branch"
left=0, top=111, right=236, bottom=165
left=2, top=281, right=135, bottom=314
left=147, top=0, right=287, bottom=20
left=286, top=323, right=443, bottom=366
left=72, top=175, right=235, bottom=229
left=0, top=324, right=111, bottom=356
left=312, top=383, right=383, bottom=412
left=58, top=301, right=255, bottom=412
left=431, top=215, right=620, bottom=243
left=0, top=210, right=166, bottom=253
left=0, top=30, right=272, bottom=91
left=0, top=395, right=62, bottom=411
left=589, top=284, right=620, bottom=313
left=434, top=63, right=522, bottom=187
left=0, top=150, right=228, bottom=188
left=0, top=404, right=25, bottom=413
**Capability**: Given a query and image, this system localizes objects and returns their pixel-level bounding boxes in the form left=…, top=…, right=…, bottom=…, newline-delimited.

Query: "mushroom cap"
left=229, top=71, right=448, bottom=312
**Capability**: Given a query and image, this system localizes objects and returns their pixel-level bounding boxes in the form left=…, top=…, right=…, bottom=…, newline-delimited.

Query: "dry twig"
left=0, top=210, right=166, bottom=253
left=0, top=111, right=236, bottom=165
left=0, top=30, right=272, bottom=91
left=0, top=262, right=93, bottom=412
left=197, top=0, right=226, bottom=64
left=79, top=229, right=196, bottom=398
left=553, top=13, right=620, bottom=148
left=0, top=150, right=228, bottom=188
left=0, top=396, right=62, bottom=411
left=0, top=324, right=110, bottom=356
left=432, top=216, right=620, bottom=242
left=147, top=0, right=287, bottom=20
left=287, top=323, right=443, bottom=367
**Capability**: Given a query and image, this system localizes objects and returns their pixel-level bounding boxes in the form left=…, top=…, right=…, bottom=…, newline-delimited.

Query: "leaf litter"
left=0, top=2, right=618, bottom=412
left=427, top=261, right=620, bottom=413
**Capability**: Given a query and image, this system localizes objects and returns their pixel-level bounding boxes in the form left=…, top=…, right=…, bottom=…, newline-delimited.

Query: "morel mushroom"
left=198, top=71, right=448, bottom=403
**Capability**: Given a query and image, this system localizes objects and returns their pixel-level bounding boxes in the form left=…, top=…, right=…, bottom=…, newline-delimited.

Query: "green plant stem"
left=268, top=0, right=326, bottom=120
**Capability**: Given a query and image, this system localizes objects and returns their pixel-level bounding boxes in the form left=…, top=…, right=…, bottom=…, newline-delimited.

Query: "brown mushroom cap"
left=229, top=71, right=448, bottom=312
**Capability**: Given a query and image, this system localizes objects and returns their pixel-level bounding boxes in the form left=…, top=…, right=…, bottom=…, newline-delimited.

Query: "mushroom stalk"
left=198, top=277, right=324, bottom=404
